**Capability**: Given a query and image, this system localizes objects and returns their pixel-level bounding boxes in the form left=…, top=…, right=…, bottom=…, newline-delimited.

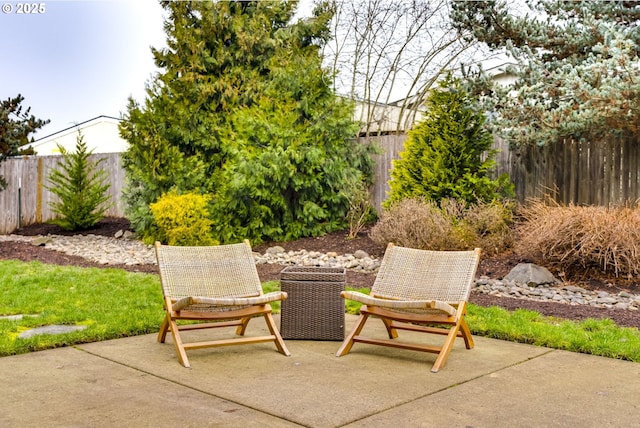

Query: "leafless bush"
left=516, top=199, right=640, bottom=277
left=458, top=199, right=515, bottom=255
left=343, top=181, right=374, bottom=239
left=370, top=198, right=514, bottom=255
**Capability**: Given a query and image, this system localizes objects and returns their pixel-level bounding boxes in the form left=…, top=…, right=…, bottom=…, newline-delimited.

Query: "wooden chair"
left=336, top=244, right=480, bottom=372
left=155, top=240, right=290, bottom=367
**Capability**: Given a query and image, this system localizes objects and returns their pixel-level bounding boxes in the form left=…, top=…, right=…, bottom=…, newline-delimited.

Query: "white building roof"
left=31, top=116, right=127, bottom=155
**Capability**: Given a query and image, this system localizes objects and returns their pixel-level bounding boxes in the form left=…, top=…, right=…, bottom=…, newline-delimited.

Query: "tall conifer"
left=120, top=1, right=373, bottom=243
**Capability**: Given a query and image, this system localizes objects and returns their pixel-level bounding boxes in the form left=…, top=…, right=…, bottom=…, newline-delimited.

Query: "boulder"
left=265, top=246, right=286, bottom=255
left=503, top=263, right=558, bottom=287
left=31, top=237, right=52, bottom=246
left=354, top=250, right=369, bottom=259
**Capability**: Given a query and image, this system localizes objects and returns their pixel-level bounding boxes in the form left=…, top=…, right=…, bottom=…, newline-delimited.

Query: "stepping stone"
left=18, top=325, right=87, bottom=339
left=0, top=314, right=36, bottom=321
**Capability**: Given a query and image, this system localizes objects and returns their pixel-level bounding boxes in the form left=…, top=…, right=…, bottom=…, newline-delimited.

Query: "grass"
left=1, top=259, right=639, bottom=362
left=0, top=260, right=163, bottom=356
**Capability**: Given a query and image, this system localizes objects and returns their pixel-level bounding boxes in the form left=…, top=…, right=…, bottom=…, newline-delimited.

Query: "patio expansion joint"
left=73, top=345, right=306, bottom=427
left=336, top=347, right=556, bottom=427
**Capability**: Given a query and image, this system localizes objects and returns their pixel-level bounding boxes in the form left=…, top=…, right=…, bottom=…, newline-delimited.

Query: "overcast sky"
left=0, top=0, right=167, bottom=139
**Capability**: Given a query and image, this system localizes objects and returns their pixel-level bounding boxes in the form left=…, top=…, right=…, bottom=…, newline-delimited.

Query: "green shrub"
left=119, top=2, right=375, bottom=245
left=386, top=75, right=513, bottom=207
left=516, top=199, right=640, bottom=277
left=370, top=197, right=514, bottom=255
left=149, top=191, right=217, bottom=246
left=47, top=132, right=112, bottom=231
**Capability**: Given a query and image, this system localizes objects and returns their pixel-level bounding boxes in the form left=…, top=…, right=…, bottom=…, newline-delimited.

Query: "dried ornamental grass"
left=516, top=200, right=640, bottom=277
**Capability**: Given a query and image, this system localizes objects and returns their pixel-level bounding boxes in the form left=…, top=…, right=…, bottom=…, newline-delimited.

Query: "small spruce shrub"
left=516, top=199, right=640, bottom=277
left=47, top=132, right=112, bottom=231
left=386, top=75, right=514, bottom=207
left=149, top=190, right=217, bottom=246
left=370, top=198, right=514, bottom=255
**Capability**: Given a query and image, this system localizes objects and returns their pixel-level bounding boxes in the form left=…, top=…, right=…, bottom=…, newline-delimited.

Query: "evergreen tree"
left=120, top=0, right=374, bottom=243
left=451, top=0, right=640, bottom=147
left=387, top=75, right=509, bottom=205
left=0, top=94, right=49, bottom=190
left=47, top=132, right=112, bottom=230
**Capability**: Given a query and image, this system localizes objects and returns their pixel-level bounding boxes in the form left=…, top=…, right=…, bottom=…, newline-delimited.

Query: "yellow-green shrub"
left=149, top=191, right=217, bottom=246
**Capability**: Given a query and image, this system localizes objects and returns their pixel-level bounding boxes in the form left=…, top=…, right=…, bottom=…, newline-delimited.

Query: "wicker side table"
left=280, top=266, right=346, bottom=341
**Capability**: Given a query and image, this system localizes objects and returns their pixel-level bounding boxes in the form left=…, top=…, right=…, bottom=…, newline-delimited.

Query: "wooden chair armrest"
left=340, top=291, right=456, bottom=316
left=173, top=291, right=287, bottom=312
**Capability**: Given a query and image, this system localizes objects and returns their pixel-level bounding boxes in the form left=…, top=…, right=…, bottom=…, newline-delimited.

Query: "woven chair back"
left=155, top=242, right=262, bottom=300
left=372, top=246, right=479, bottom=303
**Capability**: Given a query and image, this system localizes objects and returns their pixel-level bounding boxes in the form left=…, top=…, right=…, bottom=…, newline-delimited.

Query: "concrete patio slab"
left=1, top=314, right=637, bottom=428
left=78, top=315, right=548, bottom=427
left=345, top=349, right=640, bottom=427
left=0, top=346, right=297, bottom=428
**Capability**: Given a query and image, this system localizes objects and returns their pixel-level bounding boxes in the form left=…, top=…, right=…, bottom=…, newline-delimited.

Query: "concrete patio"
left=1, top=314, right=638, bottom=427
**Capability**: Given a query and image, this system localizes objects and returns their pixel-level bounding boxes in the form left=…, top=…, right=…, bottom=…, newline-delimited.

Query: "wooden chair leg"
left=380, top=316, right=398, bottom=339
left=459, top=318, right=474, bottom=349
left=263, top=313, right=291, bottom=356
left=158, top=314, right=170, bottom=343
left=235, top=316, right=252, bottom=336
left=336, top=312, right=369, bottom=356
left=168, top=318, right=190, bottom=368
left=431, top=324, right=461, bottom=373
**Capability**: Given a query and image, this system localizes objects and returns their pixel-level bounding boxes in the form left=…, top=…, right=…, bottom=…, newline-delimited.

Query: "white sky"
left=0, top=0, right=167, bottom=139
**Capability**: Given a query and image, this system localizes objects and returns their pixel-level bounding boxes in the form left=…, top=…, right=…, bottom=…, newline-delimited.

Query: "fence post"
left=18, top=177, right=22, bottom=229
left=36, top=157, right=43, bottom=223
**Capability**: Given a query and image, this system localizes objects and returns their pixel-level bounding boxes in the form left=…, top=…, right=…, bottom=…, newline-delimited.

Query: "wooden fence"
left=2, top=136, right=640, bottom=234
left=358, top=134, right=407, bottom=212
left=492, top=136, right=640, bottom=206
left=361, top=134, right=640, bottom=212
left=0, top=153, right=126, bottom=234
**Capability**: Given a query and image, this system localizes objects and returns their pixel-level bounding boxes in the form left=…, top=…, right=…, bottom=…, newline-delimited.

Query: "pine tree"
left=47, top=132, right=112, bottom=230
left=387, top=75, right=509, bottom=205
left=452, top=0, right=640, bottom=147
left=0, top=94, right=49, bottom=190
left=120, top=0, right=374, bottom=243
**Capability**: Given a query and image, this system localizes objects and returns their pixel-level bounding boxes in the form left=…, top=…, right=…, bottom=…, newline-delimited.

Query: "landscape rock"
left=265, top=246, right=286, bottom=255
left=31, top=236, right=52, bottom=246
left=503, top=263, right=558, bottom=287
left=354, top=250, right=369, bottom=259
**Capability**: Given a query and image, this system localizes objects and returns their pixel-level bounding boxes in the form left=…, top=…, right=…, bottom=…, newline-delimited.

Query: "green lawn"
left=1, top=259, right=639, bottom=362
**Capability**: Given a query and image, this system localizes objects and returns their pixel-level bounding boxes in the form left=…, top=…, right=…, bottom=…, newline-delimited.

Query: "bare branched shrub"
left=343, top=181, right=374, bottom=239
left=370, top=198, right=514, bottom=255
left=370, top=198, right=456, bottom=250
left=516, top=199, right=640, bottom=277
left=461, top=200, right=515, bottom=255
